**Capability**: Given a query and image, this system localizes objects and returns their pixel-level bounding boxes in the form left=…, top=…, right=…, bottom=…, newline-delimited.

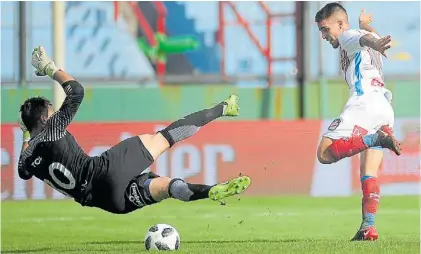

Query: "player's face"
left=47, top=104, right=55, bottom=119
left=317, top=18, right=341, bottom=49
left=39, top=104, right=55, bottom=124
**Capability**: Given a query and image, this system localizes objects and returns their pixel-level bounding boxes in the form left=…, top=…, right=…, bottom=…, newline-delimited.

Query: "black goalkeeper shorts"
left=84, top=137, right=159, bottom=214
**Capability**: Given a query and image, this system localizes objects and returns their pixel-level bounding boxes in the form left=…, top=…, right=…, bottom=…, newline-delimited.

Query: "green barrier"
left=2, top=81, right=419, bottom=123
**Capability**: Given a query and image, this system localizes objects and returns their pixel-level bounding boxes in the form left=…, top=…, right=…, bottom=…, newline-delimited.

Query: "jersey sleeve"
left=338, top=29, right=369, bottom=54
left=44, top=80, right=84, bottom=141
left=17, top=146, right=34, bottom=180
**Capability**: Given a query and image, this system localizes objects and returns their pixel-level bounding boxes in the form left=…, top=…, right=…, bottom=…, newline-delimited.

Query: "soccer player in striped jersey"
left=314, top=3, right=402, bottom=241
left=18, top=46, right=251, bottom=215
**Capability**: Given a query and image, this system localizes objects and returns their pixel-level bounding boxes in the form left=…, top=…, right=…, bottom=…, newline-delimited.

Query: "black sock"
left=168, top=179, right=212, bottom=201
left=158, top=102, right=226, bottom=147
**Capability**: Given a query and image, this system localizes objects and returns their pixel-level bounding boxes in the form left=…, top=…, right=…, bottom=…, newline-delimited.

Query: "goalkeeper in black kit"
left=18, top=45, right=251, bottom=214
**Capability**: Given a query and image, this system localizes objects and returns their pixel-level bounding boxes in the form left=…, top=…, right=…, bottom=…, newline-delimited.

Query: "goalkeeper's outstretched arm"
left=31, top=45, right=85, bottom=139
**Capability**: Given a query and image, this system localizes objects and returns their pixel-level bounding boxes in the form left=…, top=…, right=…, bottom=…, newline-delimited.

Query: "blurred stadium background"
left=1, top=1, right=420, bottom=253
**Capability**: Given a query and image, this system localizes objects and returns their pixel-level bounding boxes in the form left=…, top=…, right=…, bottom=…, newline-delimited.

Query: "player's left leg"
left=139, top=94, right=239, bottom=161
left=351, top=148, right=383, bottom=241
left=317, top=123, right=400, bottom=164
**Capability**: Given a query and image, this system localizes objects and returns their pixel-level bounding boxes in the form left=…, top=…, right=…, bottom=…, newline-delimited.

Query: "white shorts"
left=323, top=88, right=394, bottom=140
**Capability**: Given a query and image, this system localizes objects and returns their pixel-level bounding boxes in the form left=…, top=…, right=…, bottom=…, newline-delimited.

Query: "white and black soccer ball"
left=144, top=224, right=180, bottom=251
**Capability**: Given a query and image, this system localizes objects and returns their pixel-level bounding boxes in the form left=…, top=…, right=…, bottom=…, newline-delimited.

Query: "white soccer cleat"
left=31, top=45, right=59, bottom=78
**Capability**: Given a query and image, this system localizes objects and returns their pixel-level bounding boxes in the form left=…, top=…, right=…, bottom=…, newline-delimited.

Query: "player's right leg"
left=350, top=124, right=395, bottom=241
left=350, top=148, right=383, bottom=241
left=138, top=94, right=239, bottom=161
left=148, top=175, right=251, bottom=202
left=126, top=173, right=251, bottom=208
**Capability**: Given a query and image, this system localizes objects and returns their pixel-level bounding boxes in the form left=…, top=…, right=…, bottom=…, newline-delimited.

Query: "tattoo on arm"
left=359, top=34, right=378, bottom=48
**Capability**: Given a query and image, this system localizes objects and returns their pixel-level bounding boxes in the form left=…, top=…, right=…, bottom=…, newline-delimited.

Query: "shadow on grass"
left=87, top=239, right=307, bottom=245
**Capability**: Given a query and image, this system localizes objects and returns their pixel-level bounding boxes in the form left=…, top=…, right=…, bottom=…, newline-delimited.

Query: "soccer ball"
left=144, top=224, right=180, bottom=251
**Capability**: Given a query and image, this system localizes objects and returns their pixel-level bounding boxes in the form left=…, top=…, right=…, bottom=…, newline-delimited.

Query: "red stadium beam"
left=218, top=2, right=226, bottom=78
left=225, top=2, right=267, bottom=57
left=129, top=1, right=156, bottom=46
left=153, top=1, right=167, bottom=35
left=218, top=1, right=299, bottom=87
left=130, top=1, right=169, bottom=85
left=152, top=1, right=168, bottom=84
left=258, top=1, right=272, bottom=86
left=219, top=1, right=273, bottom=86
left=113, top=1, right=119, bottom=21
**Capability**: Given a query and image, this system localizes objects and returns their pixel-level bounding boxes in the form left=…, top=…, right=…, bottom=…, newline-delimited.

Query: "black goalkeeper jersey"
left=17, top=80, right=103, bottom=203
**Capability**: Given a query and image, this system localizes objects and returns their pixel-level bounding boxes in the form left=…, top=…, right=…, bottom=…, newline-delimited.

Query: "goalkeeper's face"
left=40, top=103, right=55, bottom=123
left=46, top=105, right=55, bottom=119
left=20, top=96, right=54, bottom=132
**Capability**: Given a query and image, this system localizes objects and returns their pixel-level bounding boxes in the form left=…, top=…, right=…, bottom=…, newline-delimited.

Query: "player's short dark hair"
left=315, top=2, right=347, bottom=22
left=20, top=96, right=52, bottom=132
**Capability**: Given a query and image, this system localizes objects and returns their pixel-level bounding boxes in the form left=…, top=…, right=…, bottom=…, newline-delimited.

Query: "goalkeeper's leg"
left=138, top=94, right=239, bottom=161
left=121, top=172, right=250, bottom=214
left=146, top=175, right=251, bottom=203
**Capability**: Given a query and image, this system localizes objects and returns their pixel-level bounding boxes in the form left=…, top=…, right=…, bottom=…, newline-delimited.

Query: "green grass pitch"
left=2, top=196, right=420, bottom=253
